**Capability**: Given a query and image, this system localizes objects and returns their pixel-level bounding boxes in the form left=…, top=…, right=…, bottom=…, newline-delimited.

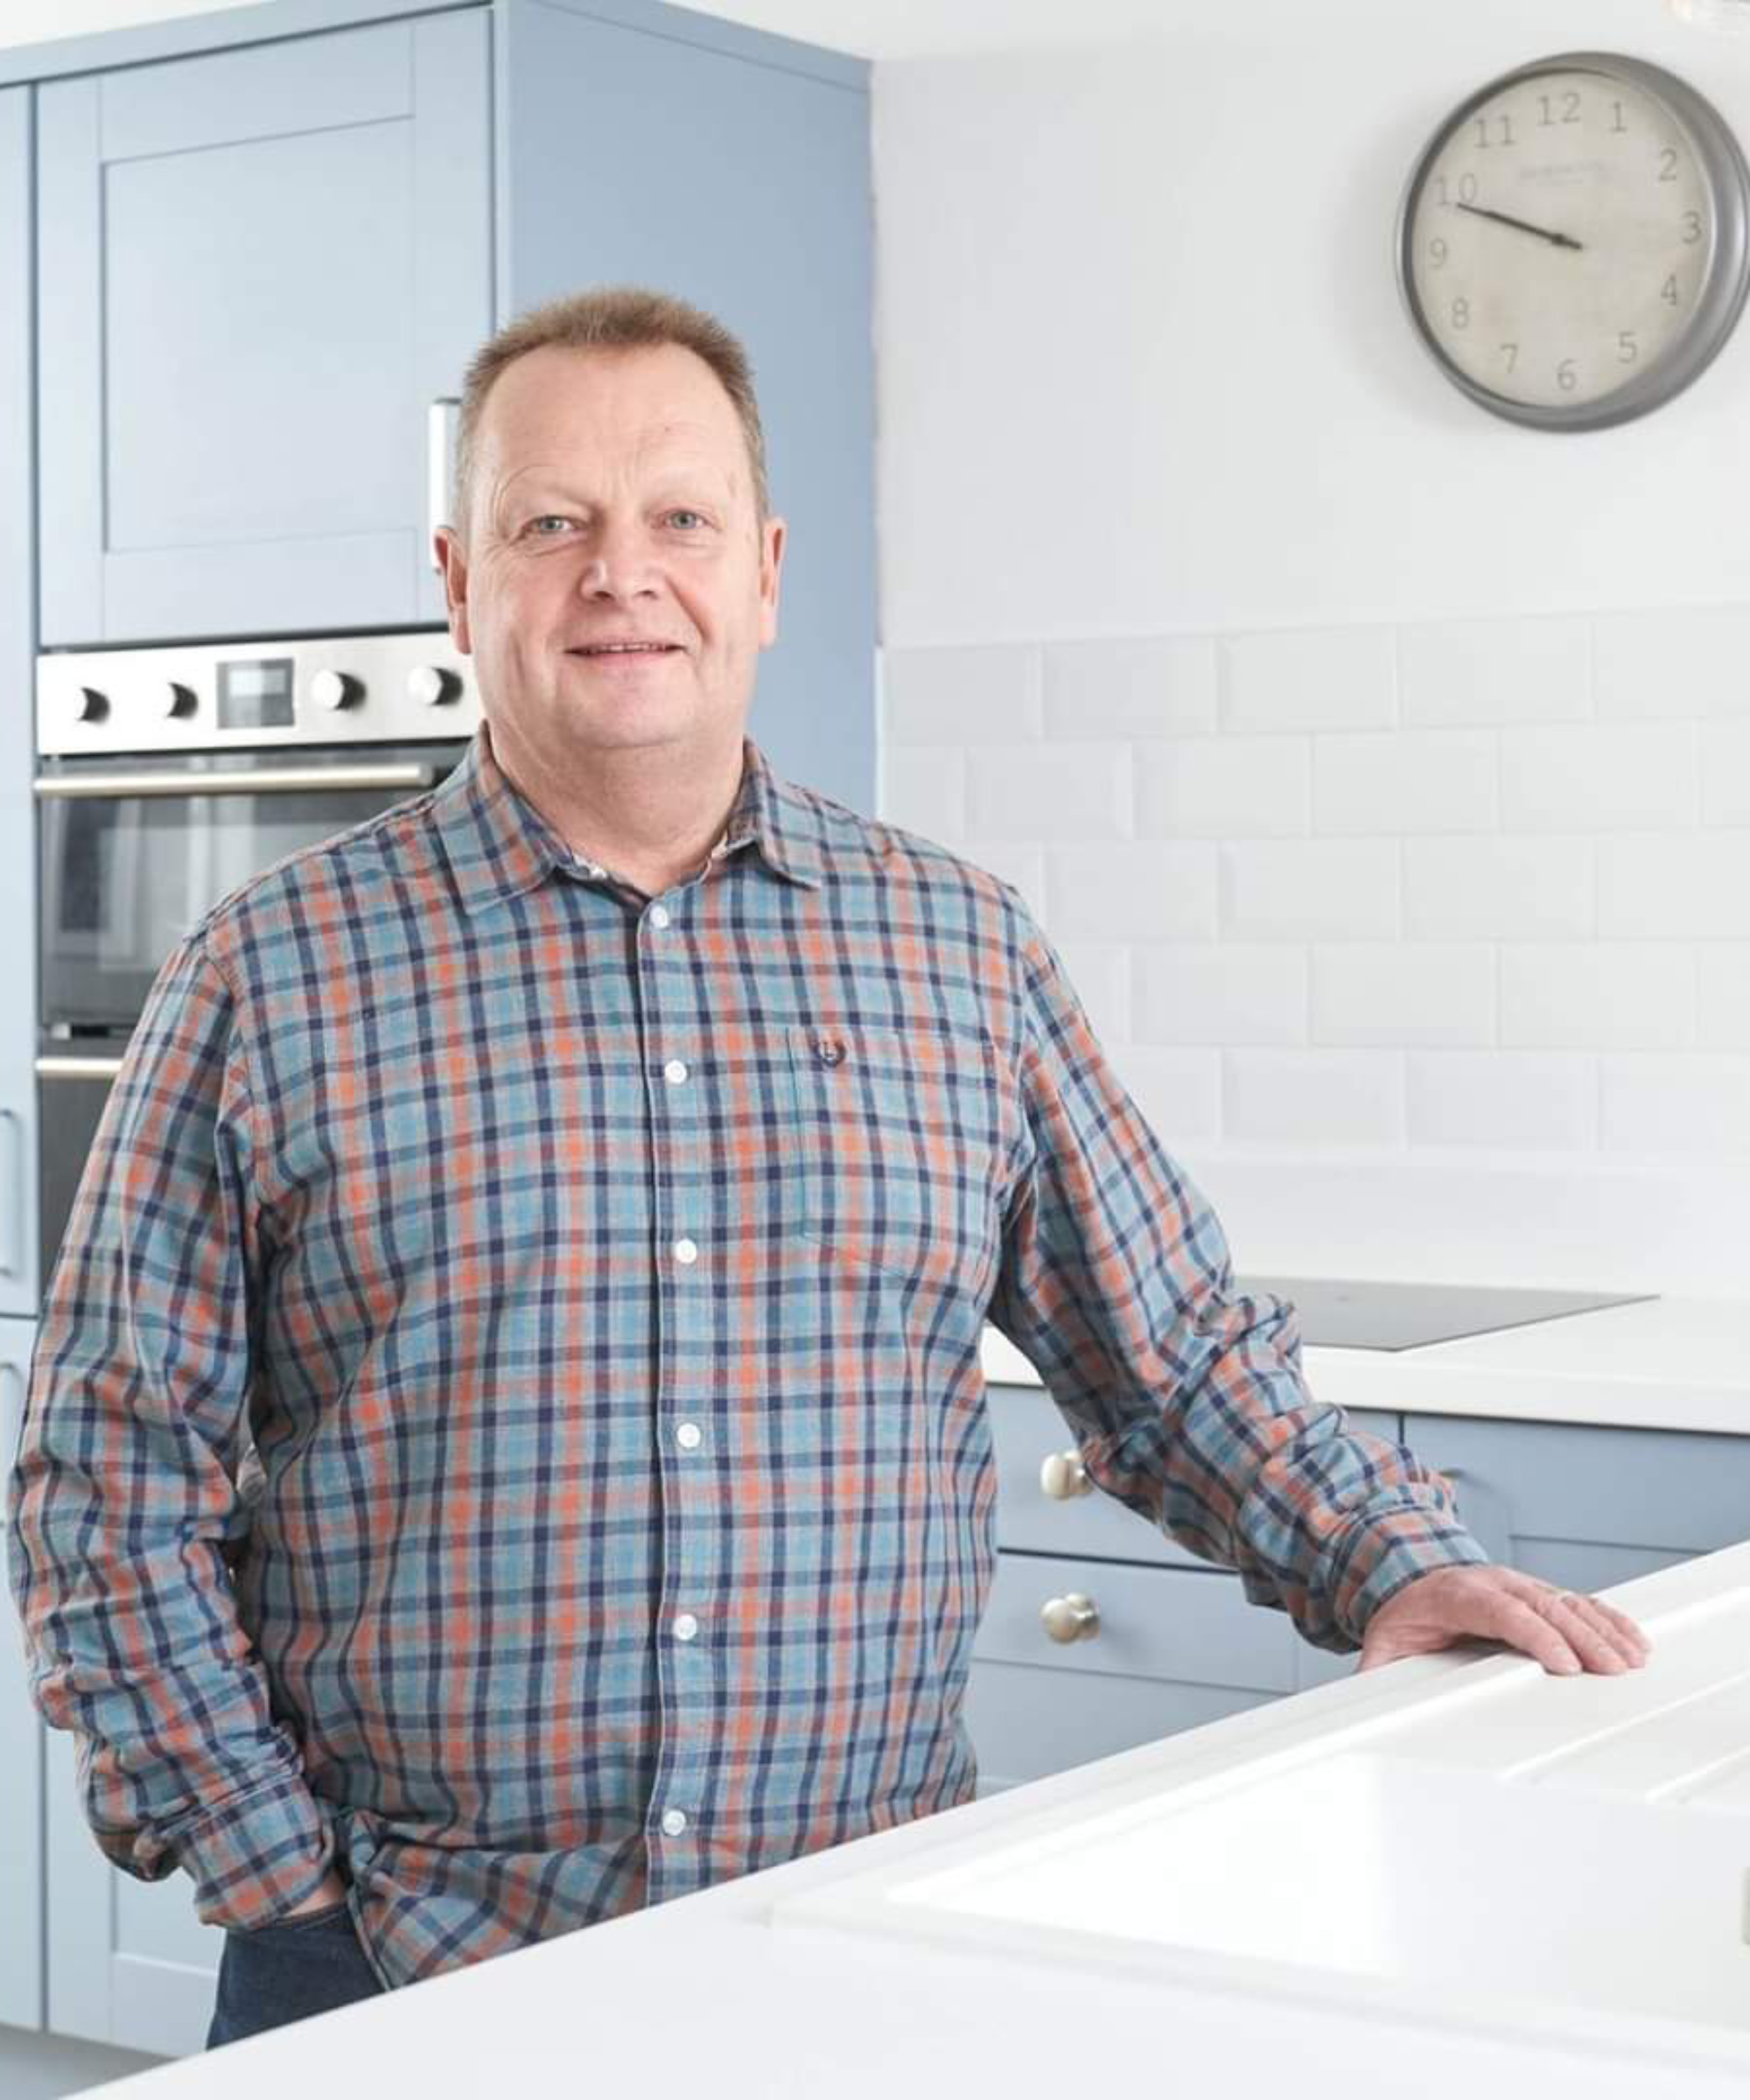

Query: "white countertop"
left=980, top=1292, right=1750, bottom=1435
left=88, top=1544, right=1750, bottom=2099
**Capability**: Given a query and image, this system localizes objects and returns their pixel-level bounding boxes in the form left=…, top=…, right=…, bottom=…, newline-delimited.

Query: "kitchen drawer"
left=989, top=1383, right=1398, bottom=1568
left=975, top=1551, right=1300, bottom=1691
left=966, top=1659, right=1276, bottom=1795
left=1405, top=1416, right=1750, bottom=1569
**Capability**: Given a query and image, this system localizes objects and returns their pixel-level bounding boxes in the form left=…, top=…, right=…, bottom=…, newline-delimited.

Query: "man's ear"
left=758, top=515, right=786, bottom=649
left=435, top=526, right=473, bottom=654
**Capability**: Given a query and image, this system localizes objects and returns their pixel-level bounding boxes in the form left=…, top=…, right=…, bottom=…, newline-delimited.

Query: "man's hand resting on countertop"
left=1359, top=1564, right=1653, bottom=1676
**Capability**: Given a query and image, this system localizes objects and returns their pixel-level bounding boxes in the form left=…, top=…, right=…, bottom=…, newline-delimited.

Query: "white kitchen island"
left=81, top=1539, right=1750, bottom=2100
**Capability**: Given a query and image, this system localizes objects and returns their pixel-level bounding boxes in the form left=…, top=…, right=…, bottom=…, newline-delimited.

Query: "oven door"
left=37, top=743, right=464, bottom=1028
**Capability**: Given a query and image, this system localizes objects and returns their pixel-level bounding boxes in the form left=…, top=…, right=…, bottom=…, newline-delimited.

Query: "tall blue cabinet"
left=6, top=0, right=874, bottom=2061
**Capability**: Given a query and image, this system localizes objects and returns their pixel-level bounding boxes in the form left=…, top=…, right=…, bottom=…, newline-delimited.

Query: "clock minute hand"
left=1454, top=200, right=1584, bottom=252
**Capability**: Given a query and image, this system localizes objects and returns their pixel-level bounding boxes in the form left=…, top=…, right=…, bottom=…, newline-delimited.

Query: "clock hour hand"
left=1454, top=200, right=1584, bottom=252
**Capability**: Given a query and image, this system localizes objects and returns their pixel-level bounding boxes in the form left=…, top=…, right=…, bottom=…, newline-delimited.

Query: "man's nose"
left=577, top=518, right=658, bottom=597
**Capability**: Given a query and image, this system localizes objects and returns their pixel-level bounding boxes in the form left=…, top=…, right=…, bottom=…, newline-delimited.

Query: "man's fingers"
left=1486, top=1592, right=1586, bottom=1676
left=1492, top=1572, right=1651, bottom=1675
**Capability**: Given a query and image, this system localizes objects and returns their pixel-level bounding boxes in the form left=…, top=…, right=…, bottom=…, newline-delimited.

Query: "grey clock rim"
left=1393, top=48, right=1750, bottom=433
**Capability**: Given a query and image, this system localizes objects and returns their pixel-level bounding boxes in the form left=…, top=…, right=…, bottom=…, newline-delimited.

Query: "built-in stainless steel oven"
left=35, top=631, right=482, bottom=1284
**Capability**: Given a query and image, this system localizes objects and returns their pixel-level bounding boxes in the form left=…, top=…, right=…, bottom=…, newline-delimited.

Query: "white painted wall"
left=872, top=0, right=1750, bottom=1295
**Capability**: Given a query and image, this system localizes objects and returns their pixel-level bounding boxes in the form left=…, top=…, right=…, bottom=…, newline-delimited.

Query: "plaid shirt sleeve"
left=5, top=934, right=338, bottom=1929
left=985, top=899, right=1489, bottom=1652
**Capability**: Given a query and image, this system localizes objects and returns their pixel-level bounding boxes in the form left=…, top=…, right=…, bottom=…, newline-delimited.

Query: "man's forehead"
left=482, top=343, right=739, bottom=451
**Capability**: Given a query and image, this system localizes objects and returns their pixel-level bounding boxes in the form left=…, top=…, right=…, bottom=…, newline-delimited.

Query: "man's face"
left=438, top=341, right=784, bottom=775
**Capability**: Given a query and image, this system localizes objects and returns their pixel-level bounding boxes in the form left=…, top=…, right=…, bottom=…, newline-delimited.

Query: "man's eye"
left=668, top=510, right=706, bottom=530
left=527, top=515, right=574, bottom=536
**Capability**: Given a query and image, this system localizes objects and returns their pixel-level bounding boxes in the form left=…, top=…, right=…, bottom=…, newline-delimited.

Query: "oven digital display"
left=217, top=657, right=295, bottom=732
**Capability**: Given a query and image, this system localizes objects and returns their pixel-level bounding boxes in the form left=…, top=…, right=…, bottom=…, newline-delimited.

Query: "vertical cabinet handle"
left=0, top=1358, right=24, bottom=1512
left=427, top=399, right=460, bottom=570
left=0, top=1107, right=20, bottom=1280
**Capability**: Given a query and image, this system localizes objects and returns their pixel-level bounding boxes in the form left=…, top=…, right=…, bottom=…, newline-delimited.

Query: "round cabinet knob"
left=1039, top=1449, right=1093, bottom=1502
left=309, top=669, right=359, bottom=713
left=1040, top=1592, right=1101, bottom=1645
left=407, top=664, right=460, bottom=708
left=157, top=682, right=193, bottom=719
left=63, top=685, right=106, bottom=726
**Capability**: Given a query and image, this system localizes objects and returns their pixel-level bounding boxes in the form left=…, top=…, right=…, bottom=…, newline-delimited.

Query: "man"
left=7, top=287, right=1649, bottom=2048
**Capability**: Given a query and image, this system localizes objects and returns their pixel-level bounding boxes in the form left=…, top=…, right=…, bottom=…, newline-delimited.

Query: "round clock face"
left=1398, top=53, right=1750, bottom=429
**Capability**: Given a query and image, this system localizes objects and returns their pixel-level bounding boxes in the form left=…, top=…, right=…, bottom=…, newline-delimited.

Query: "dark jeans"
left=206, top=1899, right=387, bottom=2049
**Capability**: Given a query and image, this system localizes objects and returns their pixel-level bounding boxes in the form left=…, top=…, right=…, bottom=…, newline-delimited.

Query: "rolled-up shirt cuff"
left=157, top=1772, right=338, bottom=1930
left=1333, top=1504, right=1494, bottom=1648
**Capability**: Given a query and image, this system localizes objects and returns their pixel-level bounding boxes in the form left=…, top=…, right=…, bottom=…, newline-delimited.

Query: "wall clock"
left=1396, top=51, right=1750, bottom=429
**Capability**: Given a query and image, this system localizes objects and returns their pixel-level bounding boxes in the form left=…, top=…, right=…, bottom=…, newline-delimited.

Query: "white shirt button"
left=673, top=1237, right=698, bottom=1265
left=663, top=1059, right=689, bottom=1085
left=673, top=1613, right=699, bottom=1642
left=676, top=1421, right=703, bottom=1451
left=661, top=1810, right=689, bottom=1838
left=648, top=905, right=671, bottom=930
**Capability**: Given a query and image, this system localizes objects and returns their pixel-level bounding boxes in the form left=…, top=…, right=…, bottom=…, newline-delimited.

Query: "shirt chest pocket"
left=785, top=1020, right=1005, bottom=1294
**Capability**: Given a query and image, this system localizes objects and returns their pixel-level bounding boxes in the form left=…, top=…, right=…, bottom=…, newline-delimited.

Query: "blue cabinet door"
left=1, top=1316, right=43, bottom=2033
left=0, top=88, right=35, bottom=1319
left=38, top=9, right=491, bottom=646
left=499, top=0, right=875, bottom=816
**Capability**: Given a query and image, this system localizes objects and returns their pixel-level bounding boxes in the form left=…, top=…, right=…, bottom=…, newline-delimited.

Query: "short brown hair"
left=451, top=284, right=770, bottom=541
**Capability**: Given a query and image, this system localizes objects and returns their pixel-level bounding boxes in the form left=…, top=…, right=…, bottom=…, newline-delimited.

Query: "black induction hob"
left=1233, top=1278, right=1656, bottom=1354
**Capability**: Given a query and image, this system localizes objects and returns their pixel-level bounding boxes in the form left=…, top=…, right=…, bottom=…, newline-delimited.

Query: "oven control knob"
left=64, top=685, right=107, bottom=725
left=408, top=664, right=460, bottom=708
left=157, top=682, right=193, bottom=719
left=310, top=670, right=359, bottom=712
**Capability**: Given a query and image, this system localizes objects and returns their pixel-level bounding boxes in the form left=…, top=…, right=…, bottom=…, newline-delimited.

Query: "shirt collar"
left=434, top=724, right=824, bottom=918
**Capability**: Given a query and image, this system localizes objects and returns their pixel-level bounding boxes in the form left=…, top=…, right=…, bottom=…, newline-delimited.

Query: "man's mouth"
left=567, top=641, right=681, bottom=657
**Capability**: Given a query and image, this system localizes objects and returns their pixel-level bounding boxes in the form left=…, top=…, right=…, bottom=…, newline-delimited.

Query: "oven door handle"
left=34, top=764, right=441, bottom=801
left=35, top=1056, right=128, bottom=1082
left=0, top=1107, right=20, bottom=1280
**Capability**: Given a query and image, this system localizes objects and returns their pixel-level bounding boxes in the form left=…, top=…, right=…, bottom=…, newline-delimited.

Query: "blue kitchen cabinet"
left=0, top=86, right=35, bottom=1320
left=37, top=7, right=491, bottom=645
left=1404, top=1413, right=1750, bottom=1593
left=497, top=0, right=876, bottom=811
left=34, top=0, right=876, bottom=815
left=971, top=1389, right=1403, bottom=1793
left=1, top=1319, right=43, bottom=2035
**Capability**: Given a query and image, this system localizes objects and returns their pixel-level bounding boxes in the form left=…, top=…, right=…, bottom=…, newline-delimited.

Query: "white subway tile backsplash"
left=1313, top=730, right=1496, bottom=836
left=1224, top=1049, right=1405, bottom=1146
left=1406, top=1052, right=1597, bottom=1150
left=883, top=644, right=1041, bottom=745
left=1042, top=635, right=1218, bottom=739
left=1399, top=616, right=1590, bottom=727
left=1222, top=626, right=1396, bottom=735
left=1312, top=944, right=1494, bottom=1046
left=1600, top=1054, right=1750, bottom=1152
left=1403, top=837, right=1593, bottom=939
left=878, top=604, right=1750, bottom=1182
left=1051, top=943, right=1132, bottom=1049
left=1700, top=948, right=1750, bottom=1048
left=1701, top=720, right=1750, bottom=827
left=964, top=742, right=1130, bottom=840
left=1113, top=1046, right=1224, bottom=1147
left=1594, top=606, right=1750, bottom=720
left=1598, top=834, right=1750, bottom=938
left=1500, top=724, right=1698, bottom=832
left=1046, top=842, right=1219, bottom=943
left=1222, top=841, right=1398, bottom=941
left=1134, top=944, right=1308, bottom=1046
left=880, top=746, right=967, bottom=846
left=1135, top=738, right=1309, bottom=839
left=1499, top=944, right=1696, bottom=1050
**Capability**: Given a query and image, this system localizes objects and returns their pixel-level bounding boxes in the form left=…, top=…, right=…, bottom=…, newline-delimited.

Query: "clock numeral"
left=1537, top=91, right=1586, bottom=127
left=1474, top=112, right=1516, bottom=150
left=1612, top=101, right=1628, bottom=135
left=1452, top=298, right=1471, bottom=331
left=1618, top=331, right=1639, bottom=365
left=1658, top=147, right=1679, bottom=184
left=1432, top=172, right=1480, bottom=208
left=1563, top=90, right=1582, bottom=124
left=1683, top=209, right=1704, bottom=244
left=1428, top=236, right=1449, bottom=270
left=1662, top=273, right=1681, bottom=306
left=1500, top=342, right=1519, bottom=374
left=1557, top=358, right=1578, bottom=393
